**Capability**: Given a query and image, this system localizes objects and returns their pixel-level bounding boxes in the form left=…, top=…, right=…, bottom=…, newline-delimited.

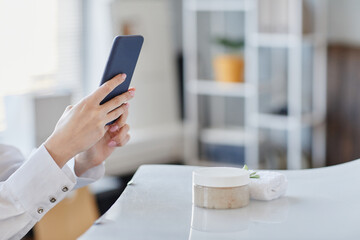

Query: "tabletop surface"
left=79, top=161, right=360, bottom=240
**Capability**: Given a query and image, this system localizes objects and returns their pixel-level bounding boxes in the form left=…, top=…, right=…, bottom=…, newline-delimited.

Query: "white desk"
left=80, top=162, right=360, bottom=240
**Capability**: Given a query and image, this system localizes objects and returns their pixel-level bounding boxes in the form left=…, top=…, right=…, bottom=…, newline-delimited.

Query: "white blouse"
left=0, top=144, right=105, bottom=240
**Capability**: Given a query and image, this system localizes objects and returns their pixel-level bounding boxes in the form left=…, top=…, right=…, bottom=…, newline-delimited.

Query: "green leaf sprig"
left=214, top=37, right=245, bottom=50
left=243, top=164, right=260, bottom=179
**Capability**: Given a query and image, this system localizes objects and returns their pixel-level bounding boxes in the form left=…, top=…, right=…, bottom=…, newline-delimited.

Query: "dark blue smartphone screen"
left=99, top=35, right=144, bottom=124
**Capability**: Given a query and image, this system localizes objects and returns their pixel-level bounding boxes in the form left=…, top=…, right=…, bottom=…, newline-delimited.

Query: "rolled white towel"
left=249, top=171, right=288, bottom=201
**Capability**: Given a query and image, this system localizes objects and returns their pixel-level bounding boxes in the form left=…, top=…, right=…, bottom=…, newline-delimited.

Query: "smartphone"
left=100, top=35, right=144, bottom=124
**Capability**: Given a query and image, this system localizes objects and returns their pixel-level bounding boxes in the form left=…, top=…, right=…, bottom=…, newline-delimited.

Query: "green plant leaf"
left=214, top=37, right=245, bottom=49
left=243, top=165, right=260, bottom=179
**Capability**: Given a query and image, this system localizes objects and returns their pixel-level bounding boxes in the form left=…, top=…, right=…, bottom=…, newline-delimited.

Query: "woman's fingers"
left=101, top=88, right=135, bottom=113
left=108, top=124, right=130, bottom=147
left=109, top=107, right=129, bottom=132
left=105, top=102, right=129, bottom=124
left=93, top=74, right=126, bottom=104
left=117, top=134, right=130, bottom=147
left=117, top=107, right=129, bottom=127
left=108, top=135, right=130, bottom=147
left=65, top=105, right=73, bottom=111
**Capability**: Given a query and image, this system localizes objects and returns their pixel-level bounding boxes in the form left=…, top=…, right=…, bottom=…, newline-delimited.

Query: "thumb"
left=65, top=105, right=73, bottom=112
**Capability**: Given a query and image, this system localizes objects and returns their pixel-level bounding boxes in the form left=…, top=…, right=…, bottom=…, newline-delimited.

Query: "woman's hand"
left=44, top=74, right=135, bottom=168
left=73, top=98, right=132, bottom=176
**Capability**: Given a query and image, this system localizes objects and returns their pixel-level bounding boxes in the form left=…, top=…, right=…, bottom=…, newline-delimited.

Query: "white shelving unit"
left=188, top=80, right=255, bottom=97
left=183, top=0, right=327, bottom=169
left=200, top=127, right=250, bottom=146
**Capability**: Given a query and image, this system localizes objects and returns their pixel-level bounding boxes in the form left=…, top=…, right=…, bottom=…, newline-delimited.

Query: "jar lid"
left=193, top=167, right=250, bottom=188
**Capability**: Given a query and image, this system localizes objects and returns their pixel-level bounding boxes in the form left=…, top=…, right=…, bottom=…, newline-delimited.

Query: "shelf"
left=249, top=33, right=319, bottom=48
left=255, top=113, right=325, bottom=130
left=255, top=113, right=291, bottom=130
left=185, top=0, right=252, bottom=12
left=188, top=79, right=255, bottom=97
left=200, top=127, right=250, bottom=146
left=183, top=0, right=328, bottom=169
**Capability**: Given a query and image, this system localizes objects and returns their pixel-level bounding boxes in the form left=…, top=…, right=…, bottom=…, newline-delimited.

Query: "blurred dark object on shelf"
left=202, top=143, right=245, bottom=165
left=273, top=106, right=288, bottom=116
left=177, top=53, right=185, bottom=120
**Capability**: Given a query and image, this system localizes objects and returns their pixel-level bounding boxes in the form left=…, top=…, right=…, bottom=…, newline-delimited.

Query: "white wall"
left=1, top=95, right=35, bottom=156
left=328, top=0, right=360, bottom=45
left=83, top=0, right=180, bottom=129
left=110, top=0, right=180, bottom=128
left=82, top=0, right=115, bottom=95
left=83, top=0, right=183, bottom=175
left=0, top=93, right=71, bottom=156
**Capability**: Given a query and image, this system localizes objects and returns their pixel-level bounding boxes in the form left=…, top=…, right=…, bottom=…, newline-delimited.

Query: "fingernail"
left=110, top=125, right=119, bottom=132
left=129, top=90, right=135, bottom=96
left=108, top=140, right=117, bottom=147
left=122, top=74, right=127, bottom=80
left=125, top=102, right=130, bottom=108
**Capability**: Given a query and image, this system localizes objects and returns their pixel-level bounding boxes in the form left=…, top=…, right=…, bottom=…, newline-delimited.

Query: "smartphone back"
left=100, top=35, right=144, bottom=105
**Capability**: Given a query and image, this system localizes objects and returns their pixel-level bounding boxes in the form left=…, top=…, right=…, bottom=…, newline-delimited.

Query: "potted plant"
left=213, top=37, right=245, bottom=83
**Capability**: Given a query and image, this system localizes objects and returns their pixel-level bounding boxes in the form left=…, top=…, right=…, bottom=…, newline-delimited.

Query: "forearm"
left=0, top=145, right=76, bottom=239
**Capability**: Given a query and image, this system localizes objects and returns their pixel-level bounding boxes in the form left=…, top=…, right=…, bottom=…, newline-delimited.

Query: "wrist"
left=44, top=135, right=75, bottom=168
left=74, top=153, right=91, bottom=177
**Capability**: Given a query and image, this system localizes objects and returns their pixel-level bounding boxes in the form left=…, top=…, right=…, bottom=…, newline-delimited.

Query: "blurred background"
left=1, top=0, right=360, bottom=239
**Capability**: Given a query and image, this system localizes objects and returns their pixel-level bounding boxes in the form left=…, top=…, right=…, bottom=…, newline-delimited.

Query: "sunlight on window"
left=0, top=0, right=58, bottom=95
left=0, top=0, right=82, bottom=137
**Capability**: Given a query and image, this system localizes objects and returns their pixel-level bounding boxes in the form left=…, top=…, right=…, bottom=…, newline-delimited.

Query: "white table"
left=80, top=162, right=360, bottom=239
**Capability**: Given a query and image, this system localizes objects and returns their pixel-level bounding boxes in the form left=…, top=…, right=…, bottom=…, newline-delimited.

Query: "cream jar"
left=192, top=167, right=250, bottom=209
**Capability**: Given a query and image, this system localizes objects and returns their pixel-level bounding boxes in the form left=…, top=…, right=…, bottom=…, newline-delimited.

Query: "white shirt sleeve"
left=0, top=144, right=105, bottom=240
left=66, top=158, right=105, bottom=189
left=0, top=145, right=26, bottom=182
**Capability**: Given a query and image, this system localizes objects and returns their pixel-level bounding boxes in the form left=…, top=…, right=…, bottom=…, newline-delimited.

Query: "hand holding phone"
left=100, top=35, right=144, bottom=124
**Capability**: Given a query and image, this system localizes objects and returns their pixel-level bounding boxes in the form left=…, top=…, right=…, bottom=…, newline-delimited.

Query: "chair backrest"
left=34, top=187, right=99, bottom=240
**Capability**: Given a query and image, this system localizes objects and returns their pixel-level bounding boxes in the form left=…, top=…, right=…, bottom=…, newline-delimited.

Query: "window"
left=0, top=0, right=83, bottom=98
left=0, top=0, right=83, bottom=153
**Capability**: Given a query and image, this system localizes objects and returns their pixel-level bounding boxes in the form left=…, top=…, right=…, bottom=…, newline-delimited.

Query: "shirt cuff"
left=5, top=145, right=76, bottom=221
left=67, top=158, right=105, bottom=189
